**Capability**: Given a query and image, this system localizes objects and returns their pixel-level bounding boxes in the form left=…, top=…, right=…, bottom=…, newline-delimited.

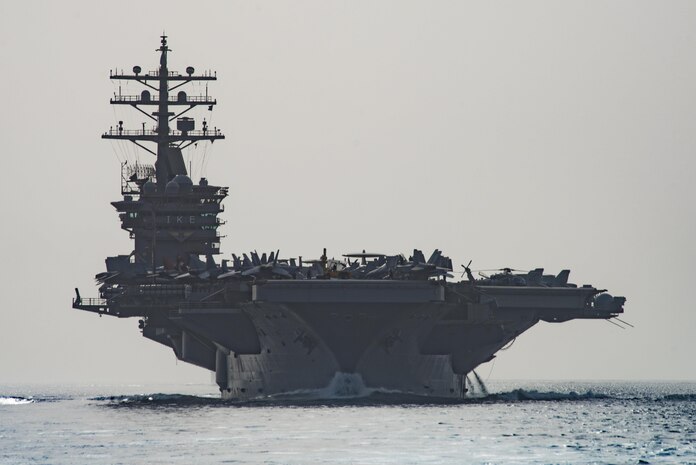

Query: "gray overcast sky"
left=0, top=0, right=694, bottom=385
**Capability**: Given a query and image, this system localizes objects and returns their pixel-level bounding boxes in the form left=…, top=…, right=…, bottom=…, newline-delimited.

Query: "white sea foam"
left=0, top=396, right=34, bottom=405
left=318, top=372, right=373, bottom=398
left=263, top=372, right=386, bottom=400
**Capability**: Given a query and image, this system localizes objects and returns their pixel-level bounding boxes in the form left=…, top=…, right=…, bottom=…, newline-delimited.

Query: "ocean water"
left=1, top=380, right=694, bottom=465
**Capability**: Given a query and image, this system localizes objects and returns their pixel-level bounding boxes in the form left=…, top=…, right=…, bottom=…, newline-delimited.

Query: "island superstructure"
left=73, top=36, right=626, bottom=399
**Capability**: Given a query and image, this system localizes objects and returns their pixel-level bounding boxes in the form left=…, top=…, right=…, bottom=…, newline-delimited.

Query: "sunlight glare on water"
left=0, top=381, right=694, bottom=465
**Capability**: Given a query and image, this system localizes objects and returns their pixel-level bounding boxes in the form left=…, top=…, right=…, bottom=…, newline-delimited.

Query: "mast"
left=103, top=35, right=224, bottom=188
left=156, top=35, right=172, bottom=187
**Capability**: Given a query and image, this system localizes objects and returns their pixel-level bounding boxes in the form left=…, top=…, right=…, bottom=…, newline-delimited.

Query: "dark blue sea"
left=1, top=381, right=694, bottom=464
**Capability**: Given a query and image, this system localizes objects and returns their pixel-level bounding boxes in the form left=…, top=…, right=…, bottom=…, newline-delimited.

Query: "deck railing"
left=104, top=129, right=223, bottom=137
left=111, top=95, right=216, bottom=104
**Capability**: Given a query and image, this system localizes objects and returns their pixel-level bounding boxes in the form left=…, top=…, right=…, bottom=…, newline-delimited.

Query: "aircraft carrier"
left=73, top=36, right=626, bottom=399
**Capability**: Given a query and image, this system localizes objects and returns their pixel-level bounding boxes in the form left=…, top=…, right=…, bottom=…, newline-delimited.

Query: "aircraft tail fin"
left=555, top=269, right=570, bottom=286
left=427, top=249, right=441, bottom=264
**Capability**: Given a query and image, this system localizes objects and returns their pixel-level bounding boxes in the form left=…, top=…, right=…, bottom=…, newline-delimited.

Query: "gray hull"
left=125, top=280, right=617, bottom=400
left=223, top=301, right=467, bottom=399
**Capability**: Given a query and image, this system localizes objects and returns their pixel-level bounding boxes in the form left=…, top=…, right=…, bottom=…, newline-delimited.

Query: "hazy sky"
left=1, top=0, right=694, bottom=385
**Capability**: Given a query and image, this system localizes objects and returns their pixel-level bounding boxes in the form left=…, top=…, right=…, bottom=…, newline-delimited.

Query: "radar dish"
left=165, top=180, right=180, bottom=195
left=173, top=174, right=193, bottom=193
left=142, top=180, right=156, bottom=194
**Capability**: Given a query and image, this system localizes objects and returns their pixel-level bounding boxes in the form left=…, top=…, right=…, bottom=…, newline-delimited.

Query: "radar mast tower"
left=103, top=34, right=224, bottom=188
